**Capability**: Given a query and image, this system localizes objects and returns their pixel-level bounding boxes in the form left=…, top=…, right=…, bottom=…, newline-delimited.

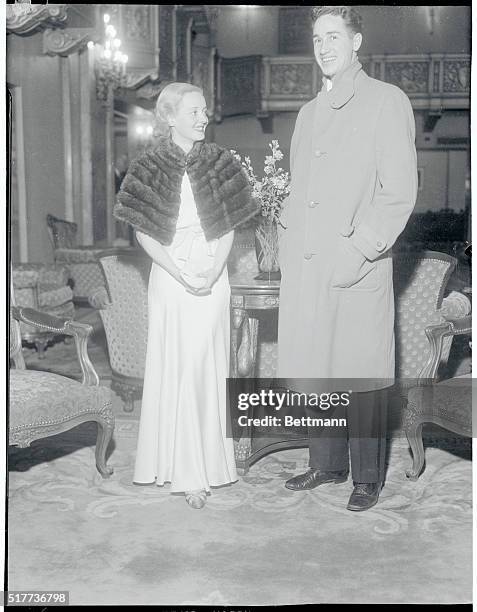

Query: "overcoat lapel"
left=311, top=60, right=362, bottom=152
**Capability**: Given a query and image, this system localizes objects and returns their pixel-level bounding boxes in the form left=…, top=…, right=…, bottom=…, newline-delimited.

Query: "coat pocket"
left=330, top=237, right=379, bottom=292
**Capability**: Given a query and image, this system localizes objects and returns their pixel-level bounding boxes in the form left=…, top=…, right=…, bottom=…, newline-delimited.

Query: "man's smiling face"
left=313, top=14, right=362, bottom=82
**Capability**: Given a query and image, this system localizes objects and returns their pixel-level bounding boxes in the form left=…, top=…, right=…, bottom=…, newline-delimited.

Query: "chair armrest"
left=12, top=306, right=70, bottom=332
left=11, top=306, right=99, bottom=386
left=418, top=314, right=472, bottom=381
left=441, top=314, right=472, bottom=335
left=88, top=286, right=111, bottom=310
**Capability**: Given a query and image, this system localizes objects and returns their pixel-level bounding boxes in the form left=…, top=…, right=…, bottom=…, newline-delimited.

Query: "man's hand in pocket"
left=331, top=239, right=371, bottom=289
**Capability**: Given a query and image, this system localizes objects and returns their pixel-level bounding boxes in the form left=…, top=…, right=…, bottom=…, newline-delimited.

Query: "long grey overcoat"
left=277, top=61, right=418, bottom=390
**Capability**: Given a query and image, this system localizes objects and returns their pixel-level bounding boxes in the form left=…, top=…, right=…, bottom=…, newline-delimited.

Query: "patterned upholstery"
left=54, top=254, right=106, bottom=301
left=55, top=248, right=104, bottom=264
left=96, top=251, right=150, bottom=379
left=46, top=214, right=106, bottom=301
left=12, top=263, right=75, bottom=344
left=12, top=268, right=39, bottom=289
left=38, top=286, right=73, bottom=309
left=10, top=370, right=111, bottom=433
left=394, top=251, right=458, bottom=379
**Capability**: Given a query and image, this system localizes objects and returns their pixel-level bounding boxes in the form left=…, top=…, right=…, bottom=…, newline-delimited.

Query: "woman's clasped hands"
left=179, top=266, right=221, bottom=296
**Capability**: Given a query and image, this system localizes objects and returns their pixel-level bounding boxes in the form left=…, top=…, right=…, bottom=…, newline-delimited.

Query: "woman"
left=114, top=83, right=259, bottom=508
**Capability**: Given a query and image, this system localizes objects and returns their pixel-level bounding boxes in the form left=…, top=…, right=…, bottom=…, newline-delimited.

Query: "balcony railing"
left=216, top=53, right=470, bottom=120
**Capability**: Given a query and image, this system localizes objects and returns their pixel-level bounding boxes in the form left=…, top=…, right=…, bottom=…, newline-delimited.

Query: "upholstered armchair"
left=395, top=250, right=472, bottom=480
left=12, top=263, right=75, bottom=357
left=393, top=250, right=470, bottom=387
left=46, top=214, right=107, bottom=303
left=89, top=249, right=150, bottom=412
left=10, top=304, right=115, bottom=478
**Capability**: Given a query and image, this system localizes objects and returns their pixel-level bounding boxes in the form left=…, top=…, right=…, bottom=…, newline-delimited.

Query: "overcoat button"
left=309, top=201, right=319, bottom=208
left=304, top=253, right=313, bottom=260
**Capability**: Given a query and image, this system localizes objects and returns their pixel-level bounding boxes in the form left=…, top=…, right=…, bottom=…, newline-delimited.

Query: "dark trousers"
left=307, top=388, right=387, bottom=483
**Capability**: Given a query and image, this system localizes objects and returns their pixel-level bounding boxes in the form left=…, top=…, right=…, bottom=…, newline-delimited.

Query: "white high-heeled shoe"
left=185, top=490, right=207, bottom=509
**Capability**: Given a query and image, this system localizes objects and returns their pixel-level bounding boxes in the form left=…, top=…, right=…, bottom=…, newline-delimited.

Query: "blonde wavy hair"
left=153, top=82, right=204, bottom=138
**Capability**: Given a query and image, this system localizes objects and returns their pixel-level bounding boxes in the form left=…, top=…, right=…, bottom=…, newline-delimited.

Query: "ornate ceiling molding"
left=43, top=28, right=97, bottom=57
left=6, top=4, right=68, bottom=35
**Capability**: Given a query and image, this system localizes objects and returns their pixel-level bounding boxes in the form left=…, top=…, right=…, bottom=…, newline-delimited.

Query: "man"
left=277, top=6, right=417, bottom=511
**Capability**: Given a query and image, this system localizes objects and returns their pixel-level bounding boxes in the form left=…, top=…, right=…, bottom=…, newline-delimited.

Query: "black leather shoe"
left=347, top=482, right=383, bottom=512
left=285, top=468, right=348, bottom=491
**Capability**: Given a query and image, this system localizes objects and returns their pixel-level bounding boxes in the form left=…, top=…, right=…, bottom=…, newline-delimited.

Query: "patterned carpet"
left=13, top=306, right=472, bottom=604
left=8, top=419, right=472, bottom=605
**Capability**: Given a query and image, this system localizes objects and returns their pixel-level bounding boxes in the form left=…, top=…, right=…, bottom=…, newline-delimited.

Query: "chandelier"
left=88, top=13, right=128, bottom=102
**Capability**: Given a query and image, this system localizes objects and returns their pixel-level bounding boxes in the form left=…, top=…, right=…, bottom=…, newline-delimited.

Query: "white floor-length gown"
left=133, top=172, right=238, bottom=492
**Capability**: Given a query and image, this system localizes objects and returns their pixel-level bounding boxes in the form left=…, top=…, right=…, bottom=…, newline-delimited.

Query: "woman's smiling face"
left=169, top=92, right=208, bottom=149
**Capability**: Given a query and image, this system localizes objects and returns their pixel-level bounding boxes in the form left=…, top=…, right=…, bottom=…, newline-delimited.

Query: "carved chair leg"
left=234, top=437, right=252, bottom=476
left=405, top=421, right=425, bottom=481
left=94, top=417, right=114, bottom=478
left=35, top=339, right=49, bottom=359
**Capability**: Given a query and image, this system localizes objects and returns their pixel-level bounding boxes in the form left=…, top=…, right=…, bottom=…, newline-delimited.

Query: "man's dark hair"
left=310, top=6, right=363, bottom=35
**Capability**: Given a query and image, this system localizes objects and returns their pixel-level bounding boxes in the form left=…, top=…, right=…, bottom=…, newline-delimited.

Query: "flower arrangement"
left=231, top=140, right=291, bottom=226
left=231, top=140, right=290, bottom=276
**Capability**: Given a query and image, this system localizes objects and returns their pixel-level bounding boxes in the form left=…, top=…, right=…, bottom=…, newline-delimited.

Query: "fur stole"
left=113, top=136, right=260, bottom=245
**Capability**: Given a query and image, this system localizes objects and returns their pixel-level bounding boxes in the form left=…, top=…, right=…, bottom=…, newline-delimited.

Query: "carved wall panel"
left=384, top=61, right=429, bottom=94
left=123, top=5, right=151, bottom=40
left=216, top=53, right=469, bottom=119
left=218, top=56, right=262, bottom=119
left=269, top=63, right=314, bottom=96
left=443, top=60, right=470, bottom=93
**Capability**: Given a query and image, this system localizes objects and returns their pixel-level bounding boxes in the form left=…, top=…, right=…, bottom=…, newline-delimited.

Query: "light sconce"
left=89, top=13, right=128, bottom=102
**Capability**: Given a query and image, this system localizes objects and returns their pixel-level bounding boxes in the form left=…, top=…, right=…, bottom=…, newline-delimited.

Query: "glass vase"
left=254, top=219, right=281, bottom=280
